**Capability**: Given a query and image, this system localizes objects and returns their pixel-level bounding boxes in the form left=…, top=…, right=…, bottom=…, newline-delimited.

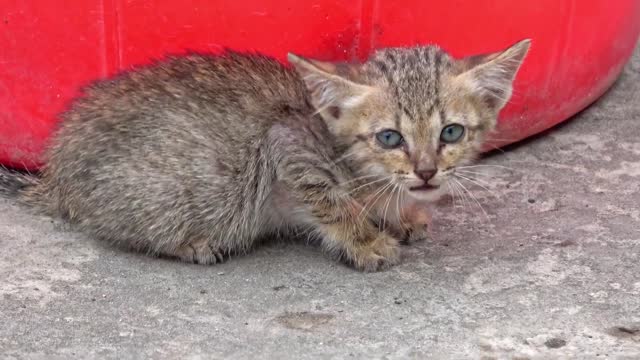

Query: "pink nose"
left=414, top=168, right=437, bottom=182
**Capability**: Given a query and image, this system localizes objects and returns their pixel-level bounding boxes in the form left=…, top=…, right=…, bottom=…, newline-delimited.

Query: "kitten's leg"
left=269, top=124, right=400, bottom=271
left=278, top=171, right=400, bottom=272
left=163, top=237, right=225, bottom=265
left=310, top=204, right=400, bottom=271
left=374, top=194, right=432, bottom=245
left=400, top=223, right=430, bottom=244
left=398, top=203, right=432, bottom=245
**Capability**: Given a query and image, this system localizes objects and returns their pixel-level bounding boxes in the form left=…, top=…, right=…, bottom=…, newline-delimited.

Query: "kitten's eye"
left=375, top=129, right=404, bottom=149
left=440, top=124, right=465, bottom=144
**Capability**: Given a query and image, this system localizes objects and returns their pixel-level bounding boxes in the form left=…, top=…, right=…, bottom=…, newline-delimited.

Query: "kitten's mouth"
left=409, top=183, right=440, bottom=192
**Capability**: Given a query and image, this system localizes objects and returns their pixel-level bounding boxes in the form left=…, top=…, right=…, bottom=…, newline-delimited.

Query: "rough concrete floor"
left=2, top=47, right=640, bottom=359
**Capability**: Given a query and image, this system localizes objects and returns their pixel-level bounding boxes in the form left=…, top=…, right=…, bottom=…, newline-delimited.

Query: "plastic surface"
left=1, top=0, right=639, bottom=169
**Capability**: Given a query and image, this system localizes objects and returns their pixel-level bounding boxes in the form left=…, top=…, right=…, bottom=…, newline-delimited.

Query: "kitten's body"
left=27, top=54, right=365, bottom=261
left=0, top=42, right=530, bottom=271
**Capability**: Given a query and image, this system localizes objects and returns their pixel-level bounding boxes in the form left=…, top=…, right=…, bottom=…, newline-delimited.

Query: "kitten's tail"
left=0, top=165, right=39, bottom=198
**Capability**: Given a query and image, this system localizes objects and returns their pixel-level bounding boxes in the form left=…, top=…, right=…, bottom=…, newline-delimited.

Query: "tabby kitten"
left=0, top=40, right=530, bottom=271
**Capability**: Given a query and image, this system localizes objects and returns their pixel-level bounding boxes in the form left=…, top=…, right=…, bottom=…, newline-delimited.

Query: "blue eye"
left=440, top=124, right=465, bottom=144
left=376, top=129, right=404, bottom=149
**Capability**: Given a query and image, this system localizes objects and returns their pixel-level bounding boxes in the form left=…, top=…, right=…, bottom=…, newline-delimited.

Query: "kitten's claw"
left=350, top=233, right=400, bottom=272
left=212, top=246, right=225, bottom=263
left=401, top=224, right=430, bottom=245
left=171, top=239, right=224, bottom=265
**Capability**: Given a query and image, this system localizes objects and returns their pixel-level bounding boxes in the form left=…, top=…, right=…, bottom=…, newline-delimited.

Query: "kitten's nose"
left=414, top=168, right=437, bottom=182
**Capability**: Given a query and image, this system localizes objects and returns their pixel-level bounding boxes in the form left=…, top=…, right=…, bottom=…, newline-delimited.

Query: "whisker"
left=347, top=176, right=391, bottom=195
left=454, top=178, right=489, bottom=220
left=358, top=180, right=394, bottom=221
left=451, top=179, right=469, bottom=211
left=446, top=182, right=461, bottom=209
left=454, top=172, right=494, bottom=187
left=483, top=136, right=519, bottom=142
left=362, top=181, right=394, bottom=222
left=396, top=184, right=406, bottom=229
left=446, top=182, right=456, bottom=208
left=457, top=164, right=518, bottom=173
left=482, top=143, right=506, bottom=154
left=448, top=180, right=464, bottom=210
left=380, top=184, right=396, bottom=231
left=332, top=150, right=360, bottom=165
left=344, top=174, right=386, bottom=185
left=454, top=174, right=498, bottom=198
left=340, top=173, right=381, bottom=185
left=455, top=169, right=494, bottom=177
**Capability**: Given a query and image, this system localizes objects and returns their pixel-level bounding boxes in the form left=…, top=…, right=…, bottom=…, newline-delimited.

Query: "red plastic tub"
left=1, top=0, right=639, bottom=169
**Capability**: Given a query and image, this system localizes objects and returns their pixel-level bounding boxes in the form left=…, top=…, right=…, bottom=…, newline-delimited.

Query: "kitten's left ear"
left=288, top=53, right=373, bottom=119
left=457, top=39, right=531, bottom=111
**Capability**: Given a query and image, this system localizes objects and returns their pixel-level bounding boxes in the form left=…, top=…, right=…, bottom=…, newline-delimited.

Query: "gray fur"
left=0, top=166, right=37, bottom=197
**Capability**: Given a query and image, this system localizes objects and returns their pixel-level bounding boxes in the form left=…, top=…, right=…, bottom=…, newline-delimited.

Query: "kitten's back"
left=74, top=51, right=309, bottom=126
left=26, top=51, right=312, bottom=254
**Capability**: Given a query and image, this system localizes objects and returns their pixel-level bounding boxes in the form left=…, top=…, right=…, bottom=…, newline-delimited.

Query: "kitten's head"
left=289, top=40, right=530, bottom=201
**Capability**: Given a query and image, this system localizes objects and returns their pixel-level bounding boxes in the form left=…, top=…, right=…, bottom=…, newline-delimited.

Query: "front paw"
left=350, top=233, right=400, bottom=272
left=396, top=201, right=433, bottom=245
left=401, top=223, right=430, bottom=245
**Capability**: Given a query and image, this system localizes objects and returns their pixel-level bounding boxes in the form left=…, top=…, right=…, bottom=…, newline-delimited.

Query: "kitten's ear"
left=288, top=53, right=373, bottom=119
left=457, top=39, right=531, bottom=111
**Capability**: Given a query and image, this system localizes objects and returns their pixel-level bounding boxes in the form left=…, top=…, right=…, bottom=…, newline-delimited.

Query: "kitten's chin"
left=404, top=185, right=447, bottom=203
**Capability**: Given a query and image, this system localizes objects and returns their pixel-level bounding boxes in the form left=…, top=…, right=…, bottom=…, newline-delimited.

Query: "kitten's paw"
left=172, top=239, right=225, bottom=265
left=351, top=233, right=400, bottom=272
left=401, top=224, right=430, bottom=245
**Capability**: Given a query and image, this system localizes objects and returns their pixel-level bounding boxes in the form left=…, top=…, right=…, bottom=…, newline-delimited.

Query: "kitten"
left=0, top=40, right=530, bottom=271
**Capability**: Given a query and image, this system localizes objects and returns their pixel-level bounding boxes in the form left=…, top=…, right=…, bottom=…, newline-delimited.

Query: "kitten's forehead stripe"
left=431, top=49, right=443, bottom=116
left=439, top=109, right=447, bottom=126
left=400, top=104, right=411, bottom=121
left=395, top=103, right=404, bottom=129
left=367, top=46, right=452, bottom=127
left=371, top=58, right=405, bottom=130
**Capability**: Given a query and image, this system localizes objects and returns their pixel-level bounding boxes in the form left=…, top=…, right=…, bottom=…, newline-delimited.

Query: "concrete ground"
left=2, top=46, right=640, bottom=359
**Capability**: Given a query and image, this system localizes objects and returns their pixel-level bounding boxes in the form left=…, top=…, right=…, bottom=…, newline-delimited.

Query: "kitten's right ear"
left=288, top=53, right=373, bottom=119
left=456, top=39, right=531, bottom=111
